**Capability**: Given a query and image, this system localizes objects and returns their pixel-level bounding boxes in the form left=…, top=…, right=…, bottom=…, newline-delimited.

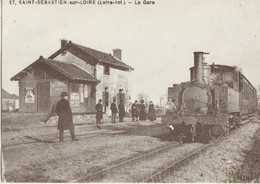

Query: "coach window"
left=223, top=72, right=233, bottom=81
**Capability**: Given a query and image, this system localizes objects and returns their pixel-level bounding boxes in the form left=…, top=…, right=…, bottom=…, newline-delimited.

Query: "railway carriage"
left=162, top=52, right=257, bottom=142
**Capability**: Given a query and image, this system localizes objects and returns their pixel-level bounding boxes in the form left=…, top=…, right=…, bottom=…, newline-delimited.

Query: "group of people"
left=55, top=91, right=156, bottom=142
left=131, top=100, right=156, bottom=122
left=95, top=99, right=126, bottom=128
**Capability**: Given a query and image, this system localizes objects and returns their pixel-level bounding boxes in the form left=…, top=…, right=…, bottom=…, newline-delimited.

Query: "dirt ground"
left=2, top=113, right=260, bottom=183
left=162, top=118, right=260, bottom=183
left=2, top=112, right=172, bottom=182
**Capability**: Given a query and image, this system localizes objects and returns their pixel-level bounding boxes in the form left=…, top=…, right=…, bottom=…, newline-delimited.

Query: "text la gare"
left=135, top=0, right=155, bottom=5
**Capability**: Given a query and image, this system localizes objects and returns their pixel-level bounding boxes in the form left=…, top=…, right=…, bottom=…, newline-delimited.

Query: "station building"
left=2, top=89, right=19, bottom=112
left=11, top=40, right=134, bottom=115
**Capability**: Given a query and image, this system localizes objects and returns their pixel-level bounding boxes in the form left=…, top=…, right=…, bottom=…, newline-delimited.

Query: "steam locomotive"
left=162, top=52, right=257, bottom=142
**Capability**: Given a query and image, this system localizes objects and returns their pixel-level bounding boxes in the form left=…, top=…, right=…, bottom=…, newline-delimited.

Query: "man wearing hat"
left=131, top=100, right=138, bottom=121
left=148, top=101, right=156, bottom=121
left=55, top=92, right=77, bottom=142
left=118, top=100, right=125, bottom=122
left=95, top=99, right=103, bottom=128
left=110, top=99, right=118, bottom=123
left=139, top=99, right=146, bottom=121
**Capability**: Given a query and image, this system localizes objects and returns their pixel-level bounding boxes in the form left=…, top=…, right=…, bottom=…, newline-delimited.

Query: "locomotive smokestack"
left=193, top=52, right=209, bottom=84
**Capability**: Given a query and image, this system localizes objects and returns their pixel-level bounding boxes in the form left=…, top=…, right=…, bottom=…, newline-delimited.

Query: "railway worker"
left=95, top=99, right=103, bottom=129
left=55, top=92, right=77, bottom=142
left=139, top=100, right=146, bottom=121
left=110, top=99, right=118, bottom=123
left=148, top=101, right=156, bottom=121
left=131, top=100, right=138, bottom=121
left=118, top=100, right=125, bottom=122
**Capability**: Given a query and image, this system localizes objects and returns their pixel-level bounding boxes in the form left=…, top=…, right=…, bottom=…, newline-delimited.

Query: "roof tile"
left=42, top=58, right=99, bottom=83
left=72, top=43, right=134, bottom=70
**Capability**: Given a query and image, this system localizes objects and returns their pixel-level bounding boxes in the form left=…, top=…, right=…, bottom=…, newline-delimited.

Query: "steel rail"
left=140, top=117, right=256, bottom=183
left=2, top=130, right=123, bottom=148
left=72, top=142, right=182, bottom=183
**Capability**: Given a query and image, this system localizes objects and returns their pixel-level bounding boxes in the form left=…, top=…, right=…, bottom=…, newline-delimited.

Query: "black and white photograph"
left=1, top=0, right=260, bottom=183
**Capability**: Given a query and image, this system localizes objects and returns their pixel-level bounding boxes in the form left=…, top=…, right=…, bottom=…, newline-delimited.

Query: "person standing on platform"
left=148, top=101, right=156, bottom=121
left=118, top=100, right=125, bottom=122
left=110, top=99, right=118, bottom=123
left=136, top=101, right=141, bottom=121
left=139, top=100, right=146, bottom=121
left=55, top=92, right=77, bottom=142
left=131, top=100, right=138, bottom=121
left=95, top=99, right=103, bottom=129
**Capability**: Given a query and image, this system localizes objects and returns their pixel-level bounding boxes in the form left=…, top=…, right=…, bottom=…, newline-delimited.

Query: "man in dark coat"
left=139, top=100, right=146, bottom=121
left=131, top=100, right=138, bottom=121
left=118, top=100, right=125, bottom=122
left=95, top=99, right=103, bottom=128
left=136, top=102, right=140, bottom=121
left=110, top=99, right=118, bottom=123
left=148, top=101, right=156, bottom=121
left=55, top=92, right=77, bottom=142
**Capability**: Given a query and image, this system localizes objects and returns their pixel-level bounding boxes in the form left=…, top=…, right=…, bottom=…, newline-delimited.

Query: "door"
left=102, top=88, right=109, bottom=113
left=37, top=82, right=51, bottom=112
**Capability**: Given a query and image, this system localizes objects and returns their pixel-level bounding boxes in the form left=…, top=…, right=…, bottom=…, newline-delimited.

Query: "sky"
left=2, top=0, right=260, bottom=105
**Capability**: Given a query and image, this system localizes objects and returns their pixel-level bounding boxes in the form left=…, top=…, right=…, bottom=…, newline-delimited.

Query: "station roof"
left=2, top=89, right=19, bottom=99
left=11, top=57, right=100, bottom=84
left=49, top=40, right=134, bottom=71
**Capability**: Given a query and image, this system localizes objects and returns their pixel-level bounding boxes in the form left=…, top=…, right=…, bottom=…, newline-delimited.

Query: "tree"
left=136, top=92, right=150, bottom=106
left=159, top=94, right=167, bottom=107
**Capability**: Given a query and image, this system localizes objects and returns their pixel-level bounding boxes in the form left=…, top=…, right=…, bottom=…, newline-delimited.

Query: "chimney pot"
left=113, top=49, right=122, bottom=60
left=61, top=39, right=68, bottom=48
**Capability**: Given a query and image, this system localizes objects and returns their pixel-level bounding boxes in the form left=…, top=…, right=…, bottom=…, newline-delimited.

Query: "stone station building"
left=11, top=40, right=134, bottom=118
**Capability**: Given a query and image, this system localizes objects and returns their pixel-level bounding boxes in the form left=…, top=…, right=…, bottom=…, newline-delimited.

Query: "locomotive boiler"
left=162, top=52, right=257, bottom=142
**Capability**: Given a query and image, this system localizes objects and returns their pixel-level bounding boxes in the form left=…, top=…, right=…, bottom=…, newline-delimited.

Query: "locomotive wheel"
left=168, top=124, right=183, bottom=141
left=211, top=125, right=225, bottom=136
left=201, top=125, right=210, bottom=143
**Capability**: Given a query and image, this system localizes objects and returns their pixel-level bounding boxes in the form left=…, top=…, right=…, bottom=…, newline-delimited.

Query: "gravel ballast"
left=163, top=119, right=260, bottom=183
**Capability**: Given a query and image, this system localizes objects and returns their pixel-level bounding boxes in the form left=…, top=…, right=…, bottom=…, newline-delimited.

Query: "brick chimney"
left=61, top=39, right=68, bottom=48
left=113, top=49, right=122, bottom=60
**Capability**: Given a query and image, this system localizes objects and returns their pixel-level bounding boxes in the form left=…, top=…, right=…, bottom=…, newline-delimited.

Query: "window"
left=70, top=83, right=80, bottom=107
left=71, top=83, right=79, bottom=92
left=84, top=85, right=89, bottom=98
left=104, top=65, right=110, bottom=75
left=223, top=72, right=233, bottom=81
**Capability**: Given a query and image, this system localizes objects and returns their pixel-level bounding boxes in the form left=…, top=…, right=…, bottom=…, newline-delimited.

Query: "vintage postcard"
left=1, top=0, right=260, bottom=183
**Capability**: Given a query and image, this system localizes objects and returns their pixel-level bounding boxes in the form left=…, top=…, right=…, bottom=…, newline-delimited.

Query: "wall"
left=53, top=50, right=131, bottom=114
left=96, top=65, right=130, bottom=115
left=2, top=99, right=19, bottom=111
left=19, top=69, right=68, bottom=112
left=68, top=83, right=96, bottom=113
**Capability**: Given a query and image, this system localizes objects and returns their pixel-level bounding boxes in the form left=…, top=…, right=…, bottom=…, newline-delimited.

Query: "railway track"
left=72, top=142, right=182, bottom=182
left=140, top=137, right=220, bottom=182
left=139, top=116, right=256, bottom=183
left=73, top=116, right=256, bottom=183
left=2, top=129, right=125, bottom=148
